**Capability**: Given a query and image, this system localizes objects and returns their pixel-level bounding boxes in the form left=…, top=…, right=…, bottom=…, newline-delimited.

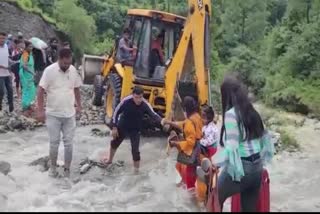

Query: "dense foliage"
left=13, top=0, right=320, bottom=117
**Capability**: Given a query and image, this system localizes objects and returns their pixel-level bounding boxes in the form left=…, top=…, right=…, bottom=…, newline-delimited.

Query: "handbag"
left=176, top=119, right=201, bottom=166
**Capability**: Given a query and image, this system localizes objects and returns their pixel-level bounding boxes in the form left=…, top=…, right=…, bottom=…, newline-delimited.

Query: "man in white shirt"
left=0, top=32, right=14, bottom=114
left=37, top=48, right=82, bottom=178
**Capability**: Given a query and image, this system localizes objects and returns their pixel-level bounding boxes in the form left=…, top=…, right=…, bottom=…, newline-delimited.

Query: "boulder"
left=0, top=161, right=11, bottom=175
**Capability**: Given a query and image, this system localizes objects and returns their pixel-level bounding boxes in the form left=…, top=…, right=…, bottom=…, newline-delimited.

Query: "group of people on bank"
left=0, top=31, right=72, bottom=117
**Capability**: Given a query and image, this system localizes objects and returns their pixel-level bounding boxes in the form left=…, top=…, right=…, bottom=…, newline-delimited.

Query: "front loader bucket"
left=81, top=54, right=106, bottom=85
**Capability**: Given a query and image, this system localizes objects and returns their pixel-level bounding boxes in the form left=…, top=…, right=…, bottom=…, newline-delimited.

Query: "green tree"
left=53, top=0, right=96, bottom=57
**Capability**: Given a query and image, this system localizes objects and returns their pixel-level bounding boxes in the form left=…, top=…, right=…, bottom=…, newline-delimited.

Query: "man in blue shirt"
left=116, top=28, right=137, bottom=65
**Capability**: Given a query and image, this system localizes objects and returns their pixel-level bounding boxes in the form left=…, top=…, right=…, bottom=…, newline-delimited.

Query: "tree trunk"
left=151, top=0, right=157, bottom=9
left=241, top=9, right=246, bottom=43
left=306, top=0, right=311, bottom=23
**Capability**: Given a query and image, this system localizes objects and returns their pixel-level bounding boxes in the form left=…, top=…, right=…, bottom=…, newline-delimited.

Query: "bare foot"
left=134, top=167, right=139, bottom=175
left=100, top=154, right=112, bottom=165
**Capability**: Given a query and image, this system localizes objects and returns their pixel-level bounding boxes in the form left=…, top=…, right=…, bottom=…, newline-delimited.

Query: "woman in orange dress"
left=164, top=96, right=203, bottom=190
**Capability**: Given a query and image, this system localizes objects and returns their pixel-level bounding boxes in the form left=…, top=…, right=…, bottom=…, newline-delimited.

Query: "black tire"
left=104, top=73, right=122, bottom=127
left=92, top=75, right=104, bottom=106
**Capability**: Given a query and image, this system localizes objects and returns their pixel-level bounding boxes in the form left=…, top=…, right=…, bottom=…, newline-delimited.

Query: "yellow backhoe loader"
left=82, top=0, right=212, bottom=130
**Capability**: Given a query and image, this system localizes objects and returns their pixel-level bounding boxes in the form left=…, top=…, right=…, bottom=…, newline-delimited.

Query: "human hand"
left=76, top=105, right=82, bottom=115
left=169, top=140, right=179, bottom=148
left=112, top=127, right=119, bottom=139
left=161, top=119, right=172, bottom=126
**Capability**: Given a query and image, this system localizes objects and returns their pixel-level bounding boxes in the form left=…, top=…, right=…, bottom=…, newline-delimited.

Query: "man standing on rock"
left=0, top=32, right=14, bottom=115
left=101, top=86, right=165, bottom=174
left=37, top=48, right=82, bottom=178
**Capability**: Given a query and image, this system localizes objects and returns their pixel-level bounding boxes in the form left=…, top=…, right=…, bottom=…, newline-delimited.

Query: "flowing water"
left=0, top=115, right=320, bottom=212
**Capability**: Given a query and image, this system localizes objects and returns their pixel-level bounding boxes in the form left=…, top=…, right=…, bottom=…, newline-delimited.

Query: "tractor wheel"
left=104, top=73, right=122, bottom=127
left=92, top=75, right=104, bottom=106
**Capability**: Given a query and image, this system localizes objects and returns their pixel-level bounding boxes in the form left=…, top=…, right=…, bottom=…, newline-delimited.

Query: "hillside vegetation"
left=9, top=0, right=320, bottom=118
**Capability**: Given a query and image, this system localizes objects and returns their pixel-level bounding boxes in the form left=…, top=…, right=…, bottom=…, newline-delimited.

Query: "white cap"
left=18, top=32, right=23, bottom=36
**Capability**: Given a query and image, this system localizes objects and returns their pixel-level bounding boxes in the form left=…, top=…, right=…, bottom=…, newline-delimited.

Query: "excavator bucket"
left=81, top=54, right=106, bottom=85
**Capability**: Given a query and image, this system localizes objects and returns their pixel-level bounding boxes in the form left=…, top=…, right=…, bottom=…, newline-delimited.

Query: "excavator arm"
left=164, top=0, right=212, bottom=120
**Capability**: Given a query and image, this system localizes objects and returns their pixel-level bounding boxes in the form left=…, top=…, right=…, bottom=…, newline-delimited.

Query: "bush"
left=277, top=129, right=300, bottom=152
left=18, top=0, right=33, bottom=9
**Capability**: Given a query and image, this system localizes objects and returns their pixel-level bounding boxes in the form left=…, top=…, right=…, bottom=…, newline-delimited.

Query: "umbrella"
left=29, top=37, right=48, bottom=50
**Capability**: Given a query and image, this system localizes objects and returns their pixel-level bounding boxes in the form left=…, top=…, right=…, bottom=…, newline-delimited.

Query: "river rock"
left=0, top=161, right=11, bottom=175
left=0, top=126, right=6, bottom=134
left=7, top=117, right=24, bottom=130
left=29, top=156, right=50, bottom=172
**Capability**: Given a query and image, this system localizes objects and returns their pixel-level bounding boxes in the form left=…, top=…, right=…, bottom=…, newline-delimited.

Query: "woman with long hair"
left=212, top=74, right=274, bottom=212
left=19, top=41, right=36, bottom=117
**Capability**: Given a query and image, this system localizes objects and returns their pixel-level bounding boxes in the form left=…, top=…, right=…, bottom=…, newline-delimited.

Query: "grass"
left=276, top=128, right=300, bottom=152
left=255, top=103, right=302, bottom=152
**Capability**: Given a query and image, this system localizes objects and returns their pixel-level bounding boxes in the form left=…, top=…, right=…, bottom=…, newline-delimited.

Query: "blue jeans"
left=46, top=115, right=76, bottom=169
left=0, top=76, right=14, bottom=112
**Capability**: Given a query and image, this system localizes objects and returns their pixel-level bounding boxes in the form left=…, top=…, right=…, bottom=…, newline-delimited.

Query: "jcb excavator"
left=82, top=0, right=212, bottom=129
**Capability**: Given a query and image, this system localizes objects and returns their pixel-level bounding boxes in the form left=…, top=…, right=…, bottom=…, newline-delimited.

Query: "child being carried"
left=200, top=105, right=219, bottom=159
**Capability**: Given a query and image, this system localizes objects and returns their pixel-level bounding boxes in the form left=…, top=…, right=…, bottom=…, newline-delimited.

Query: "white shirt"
left=200, top=121, right=219, bottom=147
left=39, top=62, right=82, bottom=118
left=0, top=44, right=10, bottom=77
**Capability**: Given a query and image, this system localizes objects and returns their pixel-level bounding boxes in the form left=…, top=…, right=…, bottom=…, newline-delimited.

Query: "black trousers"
left=218, top=159, right=263, bottom=212
left=0, top=76, right=14, bottom=112
left=111, top=128, right=141, bottom=162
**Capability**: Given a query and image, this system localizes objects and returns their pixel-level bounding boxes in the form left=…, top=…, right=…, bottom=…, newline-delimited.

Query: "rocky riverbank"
left=0, top=85, right=105, bottom=133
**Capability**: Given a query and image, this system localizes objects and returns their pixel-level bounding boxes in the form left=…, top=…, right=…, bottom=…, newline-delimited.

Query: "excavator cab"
left=115, top=12, right=184, bottom=85
left=82, top=0, right=212, bottom=128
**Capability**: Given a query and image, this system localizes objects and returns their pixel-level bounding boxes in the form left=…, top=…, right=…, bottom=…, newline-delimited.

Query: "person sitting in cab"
left=116, top=28, right=137, bottom=65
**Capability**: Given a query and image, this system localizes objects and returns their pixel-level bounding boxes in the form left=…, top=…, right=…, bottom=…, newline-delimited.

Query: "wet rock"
left=0, top=126, right=6, bottom=134
left=80, top=163, right=92, bottom=174
left=78, top=157, right=125, bottom=175
left=0, top=161, right=11, bottom=175
left=29, top=156, right=50, bottom=172
left=7, top=117, right=24, bottom=130
left=91, top=128, right=110, bottom=137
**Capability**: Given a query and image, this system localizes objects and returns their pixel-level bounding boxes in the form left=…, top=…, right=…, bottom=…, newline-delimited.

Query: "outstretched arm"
left=144, top=100, right=162, bottom=125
